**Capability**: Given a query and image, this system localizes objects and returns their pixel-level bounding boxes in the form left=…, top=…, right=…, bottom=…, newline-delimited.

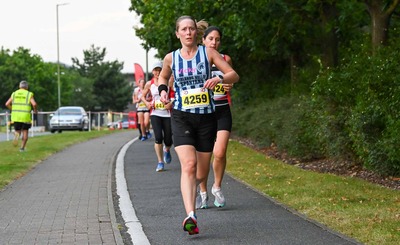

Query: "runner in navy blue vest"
left=157, top=15, right=239, bottom=235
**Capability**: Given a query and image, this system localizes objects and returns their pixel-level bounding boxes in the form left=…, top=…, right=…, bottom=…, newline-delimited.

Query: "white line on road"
left=116, top=138, right=151, bottom=245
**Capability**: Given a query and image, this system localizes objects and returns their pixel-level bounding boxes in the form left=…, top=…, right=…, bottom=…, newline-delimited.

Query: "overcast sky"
left=1, top=0, right=159, bottom=74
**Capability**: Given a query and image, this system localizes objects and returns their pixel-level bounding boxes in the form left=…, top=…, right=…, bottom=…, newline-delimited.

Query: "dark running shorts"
left=215, top=104, right=232, bottom=132
left=13, top=122, right=32, bottom=131
left=171, top=109, right=217, bottom=152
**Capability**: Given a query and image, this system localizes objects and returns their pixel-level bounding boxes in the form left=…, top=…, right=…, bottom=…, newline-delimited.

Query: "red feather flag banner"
left=134, top=63, right=145, bottom=86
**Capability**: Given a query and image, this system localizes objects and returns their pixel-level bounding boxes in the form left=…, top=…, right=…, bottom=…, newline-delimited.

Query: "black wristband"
left=158, top=84, right=168, bottom=95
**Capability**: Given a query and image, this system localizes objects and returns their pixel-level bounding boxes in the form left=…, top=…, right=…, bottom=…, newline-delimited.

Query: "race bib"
left=182, top=88, right=210, bottom=109
left=137, top=101, right=146, bottom=109
left=214, top=84, right=225, bottom=95
left=154, top=99, right=166, bottom=110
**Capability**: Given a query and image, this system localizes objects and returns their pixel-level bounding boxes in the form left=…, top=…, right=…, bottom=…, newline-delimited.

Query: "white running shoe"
left=211, top=186, right=225, bottom=207
left=195, top=191, right=208, bottom=209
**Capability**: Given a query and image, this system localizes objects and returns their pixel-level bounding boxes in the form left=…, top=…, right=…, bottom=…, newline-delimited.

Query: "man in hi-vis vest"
left=5, top=81, right=38, bottom=152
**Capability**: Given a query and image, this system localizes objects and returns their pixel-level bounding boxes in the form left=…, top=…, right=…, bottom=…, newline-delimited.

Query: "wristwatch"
left=218, top=74, right=224, bottom=83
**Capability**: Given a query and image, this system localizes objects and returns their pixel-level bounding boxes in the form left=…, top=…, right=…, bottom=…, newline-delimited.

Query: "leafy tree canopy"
left=72, top=45, right=131, bottom=111
left=0, top=47, right=59, bottom=111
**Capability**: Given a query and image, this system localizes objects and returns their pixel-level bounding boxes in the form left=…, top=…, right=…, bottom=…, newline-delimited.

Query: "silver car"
left=49, top=106, right=89, bottom=133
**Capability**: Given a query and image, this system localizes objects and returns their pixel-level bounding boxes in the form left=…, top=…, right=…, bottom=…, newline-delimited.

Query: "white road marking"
left=116, top=138, right=151, bottom=245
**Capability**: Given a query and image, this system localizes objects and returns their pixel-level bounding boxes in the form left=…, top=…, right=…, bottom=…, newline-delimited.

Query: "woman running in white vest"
left=140, top=61, right=174, bottom=172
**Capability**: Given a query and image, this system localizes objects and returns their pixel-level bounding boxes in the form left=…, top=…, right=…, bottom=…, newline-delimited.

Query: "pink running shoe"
left=182, top=215, right=199, bottom=235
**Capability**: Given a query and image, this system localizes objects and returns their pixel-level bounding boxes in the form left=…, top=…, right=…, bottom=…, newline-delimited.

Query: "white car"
left=49, top=106, right=89, bottom=133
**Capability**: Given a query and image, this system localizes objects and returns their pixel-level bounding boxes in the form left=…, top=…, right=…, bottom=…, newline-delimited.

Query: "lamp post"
left=56, top=3, right=69, bottom=108
left=145, top=48, right=149, bottom=81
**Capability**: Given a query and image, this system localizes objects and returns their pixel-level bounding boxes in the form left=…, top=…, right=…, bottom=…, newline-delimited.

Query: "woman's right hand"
left=160, top=90, right=170, bottom=104
left=222, top=83, right=233, bottom=92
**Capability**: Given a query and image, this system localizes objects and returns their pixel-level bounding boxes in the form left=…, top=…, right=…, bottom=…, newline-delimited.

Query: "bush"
left=233, top=95, right=326, bottom=160
left=312, top=44, right=400, bottom=176
left=232, top=43, right=400, bottom=176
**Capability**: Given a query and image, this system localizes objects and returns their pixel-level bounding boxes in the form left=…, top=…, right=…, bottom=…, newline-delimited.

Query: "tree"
left=63, top=70, right=95, bottom=109
left=0, top=48, right=15, bottom=106
left=128, top=0, right=395, bottom=97
left=0, top=47, right=59, bottom=111
left=364, top=0, right=400, bottom=53
left=93, top=61, right=130, bottom=111
left=72, top=45, right=131, bottom=111
left=72, top=45, right=106, bottom=78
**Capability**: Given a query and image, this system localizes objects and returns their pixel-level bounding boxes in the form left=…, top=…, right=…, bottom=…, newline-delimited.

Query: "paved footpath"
left=0, top=131, right=134, bottom=245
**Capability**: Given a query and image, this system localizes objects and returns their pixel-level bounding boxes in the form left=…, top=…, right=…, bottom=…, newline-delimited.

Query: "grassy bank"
left=226, top=140, right=399, bottom=245
left=0, top=130, right=113, bottom=189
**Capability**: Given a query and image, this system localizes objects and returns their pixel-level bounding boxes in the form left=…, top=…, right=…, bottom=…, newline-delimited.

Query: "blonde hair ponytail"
left=196, top=19, right=209, bottom=44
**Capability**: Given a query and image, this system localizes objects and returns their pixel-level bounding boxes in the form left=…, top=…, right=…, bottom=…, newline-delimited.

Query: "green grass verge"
left=0, top=130, right=114, bottom=189
left=0, top=125, right=8, bottom=133
left=226, top=140, right=399, bottom=245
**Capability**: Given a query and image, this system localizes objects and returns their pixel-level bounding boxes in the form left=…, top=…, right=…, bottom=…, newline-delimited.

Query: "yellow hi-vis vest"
left=11, top=89, right=33, bottom=123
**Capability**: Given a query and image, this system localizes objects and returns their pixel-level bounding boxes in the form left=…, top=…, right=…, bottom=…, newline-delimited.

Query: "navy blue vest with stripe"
left=172, top=45, right=214, bottom=114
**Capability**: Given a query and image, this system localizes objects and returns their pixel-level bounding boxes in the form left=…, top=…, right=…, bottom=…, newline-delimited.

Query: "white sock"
left=188, top=211, right=195, bottom=218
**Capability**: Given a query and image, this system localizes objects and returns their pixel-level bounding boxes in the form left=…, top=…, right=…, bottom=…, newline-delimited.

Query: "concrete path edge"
left=108, top=146, right=124, bottom=245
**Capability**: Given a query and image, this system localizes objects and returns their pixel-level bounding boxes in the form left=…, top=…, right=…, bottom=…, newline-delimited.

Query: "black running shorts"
left=171, top=109, right=217, bottom=152
left=13, top=122, right=32, bottom=131
left=215, top=104, right=232, bottom=132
